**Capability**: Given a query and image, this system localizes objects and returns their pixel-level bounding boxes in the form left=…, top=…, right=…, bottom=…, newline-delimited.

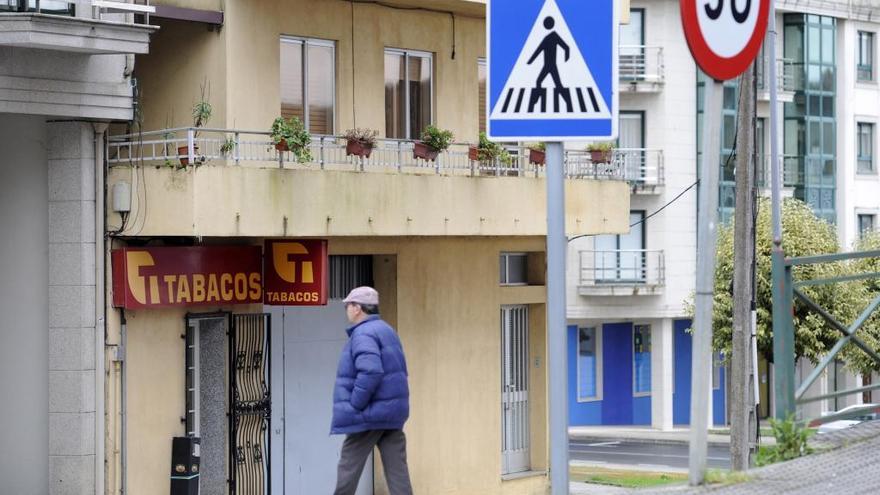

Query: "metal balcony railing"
left=106, top=127, right=627, bottom=181
left=757, top=58, right=798, bottom=92
left=616, top=148, right=664, bottom=189
left=578, top=249, right=665, bottom=288
left=619, top=45, right=664, bottom=85
left=757, top=154, right=803, bottom=188
left=0, top=0, right=153, bottom=23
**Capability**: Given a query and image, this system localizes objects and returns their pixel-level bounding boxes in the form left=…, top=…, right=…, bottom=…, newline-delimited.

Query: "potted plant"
left=527, top=142, right=546, bottom=165
left=343, top=128, right=378, bottom=158
left=470, top=132, right=512, bottom=165
left=587, top=141, right=614, bottom=163
left=413, top=125, right=454, bottom=161
left=178, top=85, right=212, bottom=166
left=220, top=136, right=236, bottom=157
left=270, top=116, right=312, bottom=163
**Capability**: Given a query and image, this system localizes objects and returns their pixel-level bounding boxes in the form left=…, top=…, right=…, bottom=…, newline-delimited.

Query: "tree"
left=699, top=198, right=877, bottom=374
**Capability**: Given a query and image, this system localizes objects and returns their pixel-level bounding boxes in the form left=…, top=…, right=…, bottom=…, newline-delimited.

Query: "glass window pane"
left=785, top=24, right=804, bottom=63
left=478, top=60, right=487, bottom=133
left=723, top=115, right=736, bottom=149
left=633, top=325, right=651, bottom=394
left=823, top=122, right=834, bottom=154
left=505, top=254, right=527, bottom=285
left=384, top=52, right=405, bottom=138
left=408, top=54, right=432, bottom=139
left=578, top=328, right=598, bottom=400
left=821, top=67, right=835, bottom=91
left=307, top=43, right=335, bottom=135
left=808, top=26, right=821, bottom=63
left=810, top=121, right=821, bottom=154
left=280, top=40, right=304, bottom=122
left=822, top=27, right=834, bottom=64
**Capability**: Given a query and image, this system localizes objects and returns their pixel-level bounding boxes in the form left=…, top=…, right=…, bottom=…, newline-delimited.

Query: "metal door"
left=230, top=313, right=271, bottom=495
left=501, top=305, right=530, bottom=475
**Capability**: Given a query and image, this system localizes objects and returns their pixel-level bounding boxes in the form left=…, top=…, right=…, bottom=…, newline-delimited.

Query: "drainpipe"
left=93, top=122, right=108, bottom=495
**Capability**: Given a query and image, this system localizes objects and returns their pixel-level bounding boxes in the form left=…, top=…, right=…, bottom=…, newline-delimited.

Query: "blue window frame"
left=633, top=324, right=651, bottom=396
left=858, top=31, right=874, bottom=82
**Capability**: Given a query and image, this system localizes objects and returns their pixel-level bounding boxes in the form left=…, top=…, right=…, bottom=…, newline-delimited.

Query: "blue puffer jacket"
left=330, top=315, right=410, bottom=435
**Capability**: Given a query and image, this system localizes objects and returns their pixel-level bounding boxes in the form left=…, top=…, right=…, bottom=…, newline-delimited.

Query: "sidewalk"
left=569, top=421, right=880, bottom=494
left=569, top=425, right=774, bottom=446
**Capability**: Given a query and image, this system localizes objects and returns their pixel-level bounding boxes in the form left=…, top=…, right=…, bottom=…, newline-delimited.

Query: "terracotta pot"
left=468, top=146, right=480, bottom=161
left=590, top=149, right=612, bottom=163
left=346, top=139, right=373, bottom=158
left=275, top=141, right=290, bottom=152
left=413, top=141, right=439, bottom=161
left=529, top=149, right=546, bottom=165
left=177, top=145, right=199, bottom=166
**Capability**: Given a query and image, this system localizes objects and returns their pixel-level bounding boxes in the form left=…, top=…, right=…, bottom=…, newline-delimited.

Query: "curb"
left=569, top=435, right=731, bottom=447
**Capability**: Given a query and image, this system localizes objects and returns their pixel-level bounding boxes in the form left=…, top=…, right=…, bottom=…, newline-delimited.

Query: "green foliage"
left=528, top=142, right=546, bottom=152
left=586, top=141, right=614, bottom=152
left=220, top=137, right=236, bottom=156
left=191, top=81, right=212, bottom=138
left=343, top=128, right=378, bottom=148
left=420, top=125, right=454, bottom=152
left=700, top=197, right=880, bottom=373
left=476, top=132, right=512, bottom=164
left=270, top=117, right=312, bottom=163
left=754, top=414, right=813, bottom=466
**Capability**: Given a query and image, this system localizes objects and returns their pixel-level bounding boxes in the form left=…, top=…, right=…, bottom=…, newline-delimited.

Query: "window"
left=478, top=59, right=487, bottom=134
left=280, top=37, right=336, bottom=134
left=858, top=31, right=874, bottom=82
left=858, top=214, right=876, bottom=238
left=619, top=111, right=645, bottom=181
left=712, top=352, right=723, bottom=389
left=499, top=253, right=528, bottom=285
left=858, top=122, right=874, bottom=174
left=577, top=327, right=602, bottom=401
left=633, top=324, right=651, bottom=396
left=0, top=0, right=73, bottom=14
left=594, top=211, right=646, bottom=282
left=385, top=49, right=433, bottom=139
left=619, top=9, right=645, bottom=81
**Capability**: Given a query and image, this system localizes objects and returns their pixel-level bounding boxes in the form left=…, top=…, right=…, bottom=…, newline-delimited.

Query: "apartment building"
left=0, top=2, right=154, bottom=493
left=101, top=1, right=629, bottom=494
left=566, top=0, right=880, bottom=429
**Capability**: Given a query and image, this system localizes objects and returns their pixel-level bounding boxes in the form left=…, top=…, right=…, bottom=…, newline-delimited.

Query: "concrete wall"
left=122, top=236, right=549, bottom=495
left=0, top=114, right=49, bottom=495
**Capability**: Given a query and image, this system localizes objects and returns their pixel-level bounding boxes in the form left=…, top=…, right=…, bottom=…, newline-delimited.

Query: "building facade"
left=100, top=1, right=629, bottom=494
left=0, top=2, right=154, bottom=494
left=566, top=0, right=880, bottom=429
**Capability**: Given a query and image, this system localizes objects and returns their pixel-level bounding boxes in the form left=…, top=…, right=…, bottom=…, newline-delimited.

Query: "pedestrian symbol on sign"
left=490, top=0, right=611, bottom=122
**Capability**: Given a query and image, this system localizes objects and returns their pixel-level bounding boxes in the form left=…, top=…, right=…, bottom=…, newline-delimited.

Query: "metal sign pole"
left=546, top=141, right=569, bottom=495
left=688, top=78, right=723, bottom=486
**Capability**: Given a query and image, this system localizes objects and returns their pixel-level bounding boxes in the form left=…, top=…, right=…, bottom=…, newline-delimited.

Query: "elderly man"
left=331, top=286, right=412, bottom=495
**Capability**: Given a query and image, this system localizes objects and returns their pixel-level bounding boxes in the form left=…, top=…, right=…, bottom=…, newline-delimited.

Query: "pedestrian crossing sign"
left=487, top=0, right=619, bottom=141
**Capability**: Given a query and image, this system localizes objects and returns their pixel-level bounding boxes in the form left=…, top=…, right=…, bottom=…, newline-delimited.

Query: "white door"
left=270, top=303, right=373, bottom=495
left=501, top=305, right=530, bottom=475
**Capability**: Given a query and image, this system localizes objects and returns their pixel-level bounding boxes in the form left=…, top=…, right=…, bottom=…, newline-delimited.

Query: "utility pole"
left=731, top=62, right=757, bottom=471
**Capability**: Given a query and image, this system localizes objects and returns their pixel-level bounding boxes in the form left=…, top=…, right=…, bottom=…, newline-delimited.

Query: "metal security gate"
left=501, top=305, right=530, bottom=475
left=230, top=313, right=271, bottom=495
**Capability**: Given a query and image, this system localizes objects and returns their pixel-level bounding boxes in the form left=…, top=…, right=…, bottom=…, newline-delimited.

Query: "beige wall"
left=107, top=165, right=630, bottom=237
left=122, top=236, right=550, bottom=494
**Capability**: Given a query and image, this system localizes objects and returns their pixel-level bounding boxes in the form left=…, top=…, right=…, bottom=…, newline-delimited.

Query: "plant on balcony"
left=220, top=136, right=236, bottom=157
left=270, top=117, right=312, bottom=163
left=178, top=84, right=212, bottom=166
left=343, top=128, right=378, bottom=158
left=469, top=132, right=512, bottom=165
left=414, top=125, right=454, bottom=161
left=586, top=141, right=614, bottom=163
left=527, top=142, right=546, bottom=166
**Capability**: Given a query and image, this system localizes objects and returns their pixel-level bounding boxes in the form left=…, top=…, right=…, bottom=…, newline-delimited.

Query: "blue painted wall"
left=602, top=323, right=634, bottom=425
left=672, top=319, right=727, bottom=426
left=568, top=325, right=602, bottom=424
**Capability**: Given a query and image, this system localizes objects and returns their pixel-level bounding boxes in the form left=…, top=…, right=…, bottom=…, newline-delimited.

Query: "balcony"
left=566, top=148, right=663, bottom=194
left=757, top=154, right=803, bottom=193
left=105, top=127, right=632, bottom=238
left=756, top=58, right=797, bottom=103
left=619, top=45, right=664, bottom=93
left=0, top=0, right=155, bottom=54
left=578, top=249, right=665, bottom=296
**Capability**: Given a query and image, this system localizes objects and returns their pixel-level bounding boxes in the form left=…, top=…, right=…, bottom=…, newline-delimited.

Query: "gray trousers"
left=334, top=429, right=413, bottom=495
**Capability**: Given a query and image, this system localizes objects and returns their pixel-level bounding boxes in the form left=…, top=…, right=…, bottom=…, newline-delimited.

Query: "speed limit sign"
left=681, top=0, right=770, bottom=80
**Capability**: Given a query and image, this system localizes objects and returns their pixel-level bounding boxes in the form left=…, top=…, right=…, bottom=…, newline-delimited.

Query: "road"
left=569, top=439, right=732, bottom=471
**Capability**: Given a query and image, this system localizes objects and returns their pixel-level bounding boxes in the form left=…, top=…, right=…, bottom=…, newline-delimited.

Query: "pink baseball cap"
left=343, top=286, right=379, bottom=306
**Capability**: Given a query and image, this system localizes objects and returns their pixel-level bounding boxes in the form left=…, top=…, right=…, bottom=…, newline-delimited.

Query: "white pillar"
left=651, top=319, right=674, bottom=430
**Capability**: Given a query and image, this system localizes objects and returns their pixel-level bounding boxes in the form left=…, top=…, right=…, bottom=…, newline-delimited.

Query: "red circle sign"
left=681, top=0, right=770, bottom=81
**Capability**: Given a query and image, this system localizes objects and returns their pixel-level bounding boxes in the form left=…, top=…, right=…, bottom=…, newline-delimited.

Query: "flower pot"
left=275, top=141, right=290, bottom=152
left=346, top=139, right=373, bottom=158
left=413, top=141, right=439, bottom=161
left=590, top=149, right=612, bottom=163
left=529, top=149, right=546, bottom=165
left=468, top=146, right=480, bottom=161
left=177, top=145, right=199, bottom=166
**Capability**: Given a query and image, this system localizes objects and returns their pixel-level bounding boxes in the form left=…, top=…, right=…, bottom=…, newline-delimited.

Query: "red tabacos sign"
left=263, top=239, right=328, bottom=306
left=112, top=246, right=263, bottom=309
